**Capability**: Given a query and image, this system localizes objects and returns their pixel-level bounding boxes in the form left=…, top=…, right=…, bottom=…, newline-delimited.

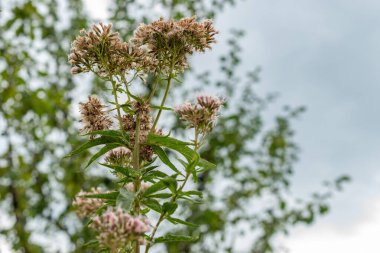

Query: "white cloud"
left=283, top=198, right=380, bottom=253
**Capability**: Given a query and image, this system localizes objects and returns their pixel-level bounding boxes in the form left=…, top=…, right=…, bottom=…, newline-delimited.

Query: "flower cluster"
left=90, top=208, right=150, bottom=250
left=72, top=188, right=104, bottom=218
left=69, top=23, right=155, bottom=77
left=69, top=17, right=221, bottom=253
left=126, top=182, right=151, bottom=193
left=79, top=95, right=113, bottom=136
left=175, top=95, right=224, bottom=133
left=105, top=147, right=132, bottom=167
left=131, top=16, right=218, bottom=73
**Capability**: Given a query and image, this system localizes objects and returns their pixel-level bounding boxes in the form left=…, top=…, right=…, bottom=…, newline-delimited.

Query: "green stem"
left=151, top=54, right=176, bottom=130
left=111, top=80, right=125, bottom=135
left=148, top=74, right=160, bottom=102
left=151, top=74, right=172, bottom=130
left=133, top=114, right=141, bottom=253
left=145, top=128, right=200, bottom=253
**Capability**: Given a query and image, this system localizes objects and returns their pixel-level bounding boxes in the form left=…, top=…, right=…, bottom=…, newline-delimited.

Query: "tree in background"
left=0, top=1, right=349, bottom=252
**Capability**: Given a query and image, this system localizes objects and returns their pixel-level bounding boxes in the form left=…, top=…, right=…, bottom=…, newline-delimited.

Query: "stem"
left=147, top=74, right=160, bottom=102
left=111, top=80, right=125, bottom=135
left=133, top=114, right=141, bottom=253
left=151, top=74, right=172, bottom=130
left=145, top=128, right=200, bottom=253
left=151, top=54, right=176, bottom=130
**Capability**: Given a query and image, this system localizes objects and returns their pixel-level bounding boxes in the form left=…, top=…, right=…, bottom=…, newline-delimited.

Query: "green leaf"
left=143, top=181, right=166, bottom=196
left=186, top=155, right=199, bottom=174
left=152, top=145, right=184, bottom=176
left=155, top=234, right=199, bottom=243
left=65, top=136, right=124, bottom=157
left=167, top=217, right=199, bottom=227
left=83, top=191, right=119, bottom=200
left=82, top=130, right=123, bottom=139
left=148, top=193, right=172, bottom=199
left=82, top=239, right=99, bottom=247
left=143, top=171, right=169, bottom=182
left=142, top=198, right=162, bottom=213
left=181, top=190, right=203, bottom=198
left=84, top=143, right=121, bottom=169
left=147, top=133, right=192, bottom=148
left=198, top=158, right=216, bottom=170
left=162, top=176, right=178, bottom=193
left=116, top=188, right=135, bottom=210
left=99, top=163, right=137, bottom=177
left=162, top=202, right=178, bottom=215
left=142, top=165, right=159, bottom=175
left=151, top=105, right=173, bottom=111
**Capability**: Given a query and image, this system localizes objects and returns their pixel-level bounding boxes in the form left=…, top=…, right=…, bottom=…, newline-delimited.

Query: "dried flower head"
left=175, top=95, right=224, bottom=133
left=105, top=147, right=132, bottom=167
left=69, top=23, right=154, bottom=77
left=90, top=208, right=150, bottom=250
left=79, top=95, right=113, bottom=136
left=72, top=188, right=104, bottom=218
left=126, top=182, right=151, bottom=193
left=130, top=16, right=218, bottom=73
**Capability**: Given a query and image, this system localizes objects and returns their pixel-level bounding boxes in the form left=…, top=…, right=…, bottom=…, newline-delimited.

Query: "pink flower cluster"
left=126, top=182, right=151, bottom=193
left=79, top=95, right=113, bottom=136
left=90, top=208, right=150, bottom=249
left=175, top=95, right=224, bottom=133
left=131, top=16, right=218, bottom=73
left=72, top=188, right=104, bottom=218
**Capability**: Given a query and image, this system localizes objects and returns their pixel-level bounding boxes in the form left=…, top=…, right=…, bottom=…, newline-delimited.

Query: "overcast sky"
left=212, top=0, right=380, bottom=252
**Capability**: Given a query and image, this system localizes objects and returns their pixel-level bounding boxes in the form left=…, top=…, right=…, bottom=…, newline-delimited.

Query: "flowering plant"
left=66, top=17, right=222, bottom=253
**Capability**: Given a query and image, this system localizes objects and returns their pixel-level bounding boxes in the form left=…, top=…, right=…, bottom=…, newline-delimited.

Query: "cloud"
left=282, top=197, right=380, bottom=253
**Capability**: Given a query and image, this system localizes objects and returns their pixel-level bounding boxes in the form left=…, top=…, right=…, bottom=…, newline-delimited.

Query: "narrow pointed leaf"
left=84, top=143, right=121, bottom=169
left=155, top=234, right=199, bottom=243
left=167, top=217, right=199, bottom=227
left=152, top=145, right=184, bottom=176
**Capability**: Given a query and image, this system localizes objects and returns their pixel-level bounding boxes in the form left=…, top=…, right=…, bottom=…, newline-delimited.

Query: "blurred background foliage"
left=0, top=0, right=349, bottom=252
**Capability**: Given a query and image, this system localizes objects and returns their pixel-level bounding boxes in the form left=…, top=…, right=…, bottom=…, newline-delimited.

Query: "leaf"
left=99, top=163, right=136, bottom=177
left=198, top=158, right=216, bottom=170
left=116, top=188, right=135, bottom=210
left=162, top=176, right=178, bottom=193
left=167, top=217, right=199, bottom=227
left=83, top=191, right=119, bottom=200
left=84, top=143, right=121, bottom=169
left=147, top=133, right=192, bottom=148
left=142, top=165, right=159, bottom=175
left=82, top=130, right=123, bottom=139
left=162, top=202, right=178, bottom=215
left=65, top=136, right=124, bottom=157
left=82, top=240, right=99, bottom=247
left=155, top=234, right=199, bottom=243
left=142, top=198, right=162, bottom=213
left=181, top=190, right=203, bottom=198
left=143, top=181, right=166, bottom=196
left=186, top=155, right=199, bottom=174
left=151, top=105, right=173, bottom=111
left=148, top=193, right=172, bottom=199
left=152, top=145, right=184, bottom=176
left=142, top=170, right=169, bottom=182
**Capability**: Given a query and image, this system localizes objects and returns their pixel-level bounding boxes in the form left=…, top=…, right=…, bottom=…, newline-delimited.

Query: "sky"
left=84, top=0, right=380, bottom=252
left=212, top=0, right=380, bottom=252
left=2, top=0, right=379, bottom=252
